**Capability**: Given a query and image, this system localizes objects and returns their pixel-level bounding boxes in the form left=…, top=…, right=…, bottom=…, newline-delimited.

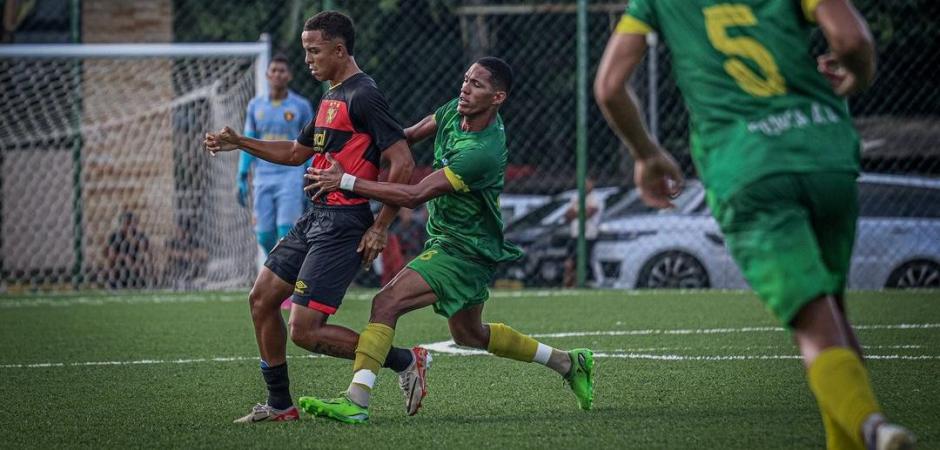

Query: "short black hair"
left=474, top=56, right=513, bottom=95
left=269, top=53, right=289, bottom=67
left=304, top=11, right=356, bottom=55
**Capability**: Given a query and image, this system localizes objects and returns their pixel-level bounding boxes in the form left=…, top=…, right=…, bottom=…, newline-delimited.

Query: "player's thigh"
left=253, top=183, right=277, bottom=233
left=372, top=268, right=438, bottom=316
left=288, top=302, right=329, bottom=331
left=406, top=244, right=495, bottom=319
left=711, top=174, right=836, bottom=327
left=802, top=172, right=858, bottom=293
left=251, top=265, right=295, bottom=306
left=292, top=205, right=373, bottom=314
left=274, top=179, right=306, bottom=227
left=263, top=210, right=314, bottom=287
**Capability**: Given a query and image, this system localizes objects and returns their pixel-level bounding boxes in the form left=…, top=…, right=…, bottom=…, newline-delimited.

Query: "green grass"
left=1, top=289, right=938, bottom=449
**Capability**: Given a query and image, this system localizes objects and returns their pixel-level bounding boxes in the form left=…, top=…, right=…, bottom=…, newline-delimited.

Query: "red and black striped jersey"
left=297, top=72, right=405, bottom=206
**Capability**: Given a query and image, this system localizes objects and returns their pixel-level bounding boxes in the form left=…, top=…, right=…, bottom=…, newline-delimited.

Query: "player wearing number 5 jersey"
left=595, top=0, right=914, bottom=449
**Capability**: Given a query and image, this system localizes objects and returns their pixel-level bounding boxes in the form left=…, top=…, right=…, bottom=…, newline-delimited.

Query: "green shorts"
left=708, top=171, right=858, bottom=328
left=406, top=242, right=495, bottom=318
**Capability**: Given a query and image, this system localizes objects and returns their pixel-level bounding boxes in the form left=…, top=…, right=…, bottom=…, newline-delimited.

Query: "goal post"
left=0, top=37, right=270, bottom=292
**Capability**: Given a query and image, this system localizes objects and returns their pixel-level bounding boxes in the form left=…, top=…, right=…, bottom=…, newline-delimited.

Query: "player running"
left=300, top=57, right=595, bottom=424
left=205, top=11, right=430, bottom=423
left=594, top=0, right=914, bottom=449
left=237, top=54, right=314, bottom=262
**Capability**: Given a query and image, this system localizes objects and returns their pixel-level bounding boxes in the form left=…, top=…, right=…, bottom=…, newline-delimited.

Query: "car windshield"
left=504, top=198, right=569, bottom=232
left=859, top=181, right=940, bottom=218
left=606, top=182, right=703, bottom=219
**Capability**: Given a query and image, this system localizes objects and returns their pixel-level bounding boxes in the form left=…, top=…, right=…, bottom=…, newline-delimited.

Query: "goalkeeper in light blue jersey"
left=238, top=54, right=314, bottom=254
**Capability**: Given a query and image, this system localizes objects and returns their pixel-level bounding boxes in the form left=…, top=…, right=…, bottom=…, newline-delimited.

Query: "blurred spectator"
left=380, top=207, right=427, bottom=286
left=105, top=211, right=150, bottom=289
left=165, top=218, right=208, bottom=290
left=563, top=177, right=602, bottom=288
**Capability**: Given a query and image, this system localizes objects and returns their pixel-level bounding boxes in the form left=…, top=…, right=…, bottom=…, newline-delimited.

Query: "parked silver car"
left=593, top=174, right=940, bottom=289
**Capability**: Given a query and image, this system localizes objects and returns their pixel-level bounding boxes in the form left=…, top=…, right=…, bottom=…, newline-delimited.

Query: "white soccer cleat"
left=872, top=423, right=916, bottom=450
left=233, top=403, right=299, bottom=423
left=398, top=346, right=432, bottom=416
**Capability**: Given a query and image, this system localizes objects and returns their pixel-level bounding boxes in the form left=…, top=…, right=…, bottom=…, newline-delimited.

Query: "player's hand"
left=304, top=153, right=345, bottom=201
left=817, top=53, right=858, bottom=96
left=204, top=126, right=240, bottom=155
left=236, top=174, right=249, bottom=208
left=358, top=225, right=387, bottom=270
left=634, top=148, right=684, bottom=209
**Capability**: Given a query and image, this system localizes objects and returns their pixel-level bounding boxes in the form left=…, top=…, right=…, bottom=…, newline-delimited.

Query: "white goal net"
left=0, top=42, right=270, bottom=292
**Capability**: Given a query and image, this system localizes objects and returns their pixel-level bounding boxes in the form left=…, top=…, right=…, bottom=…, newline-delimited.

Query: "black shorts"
left=264, top=203, right=373, bottom=314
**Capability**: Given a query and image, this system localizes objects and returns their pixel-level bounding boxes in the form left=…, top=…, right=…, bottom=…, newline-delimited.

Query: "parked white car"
left=500, top=194, right=551, bottom=227
left=593, top=174, right=940, bottom=290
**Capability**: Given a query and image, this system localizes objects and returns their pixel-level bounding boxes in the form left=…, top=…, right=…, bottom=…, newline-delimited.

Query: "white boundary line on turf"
left=2, top=323, right=938, bottom=370
left=0, top=288, right=693, bottom=308
left=5, top=351, right=937, bottom=369
left=0, top=353, right=326, bottom=369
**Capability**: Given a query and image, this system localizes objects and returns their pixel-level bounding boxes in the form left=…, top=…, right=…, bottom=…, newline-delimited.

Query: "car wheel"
left=885, top=259, right=940, bottom=289
left=636, top=250, right=710, bottom=289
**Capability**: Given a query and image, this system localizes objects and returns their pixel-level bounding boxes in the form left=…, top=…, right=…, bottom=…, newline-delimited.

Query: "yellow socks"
left=808, top=347, right=881, bottom=450
left=486, top=323, right=539, bottom=362
left=349, top=323, right=395, bottom=407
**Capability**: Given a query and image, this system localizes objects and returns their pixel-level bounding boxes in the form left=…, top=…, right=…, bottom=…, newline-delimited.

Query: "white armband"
left=340, top=173, right=357, bottom=191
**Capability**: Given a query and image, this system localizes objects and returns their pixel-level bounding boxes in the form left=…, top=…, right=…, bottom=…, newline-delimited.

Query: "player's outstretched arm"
left=594, top=32, right=683, bottom=209
left=814, top=0, right=876, bottom=96
left=404, top=114, right=437, bottom=145
left=204, top=126, right=314, bottom=166
left=305, top=154, right=452, bottom=209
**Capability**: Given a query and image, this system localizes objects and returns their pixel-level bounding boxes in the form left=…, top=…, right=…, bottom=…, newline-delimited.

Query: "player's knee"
left=370, top=290, right=404, bottom=322
left=247, top=286, right=271, bottom=317
left=288, top=321, right=313, bottom=347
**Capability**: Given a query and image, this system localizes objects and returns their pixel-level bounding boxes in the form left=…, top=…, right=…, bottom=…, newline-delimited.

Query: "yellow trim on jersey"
left=443, top=166, right=469, bottom=193
left=802, top=0, right=823, bottom=22
left=615, top=15, right=653, bottom=34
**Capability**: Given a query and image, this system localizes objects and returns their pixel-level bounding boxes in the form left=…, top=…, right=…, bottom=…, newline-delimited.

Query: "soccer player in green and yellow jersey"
left=298, top=57, right=595, bottom=423
left=595, top=0, right=914, bottom=449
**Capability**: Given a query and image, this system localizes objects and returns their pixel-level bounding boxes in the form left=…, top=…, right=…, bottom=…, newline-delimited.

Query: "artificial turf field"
left=1, top=289, right=938, bottom=449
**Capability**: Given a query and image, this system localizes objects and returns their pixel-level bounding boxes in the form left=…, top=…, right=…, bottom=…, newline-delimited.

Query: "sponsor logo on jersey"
left=326, top=103, right=339, bottom=124
left=284, top=110, right=295, bottom=122
left=294, top=280, right=308, bottom=294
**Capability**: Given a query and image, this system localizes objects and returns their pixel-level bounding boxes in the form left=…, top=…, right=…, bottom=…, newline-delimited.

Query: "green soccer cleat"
left=565, top=348, right=595, bottom=410
left=298, top=394, right=369, bottom=424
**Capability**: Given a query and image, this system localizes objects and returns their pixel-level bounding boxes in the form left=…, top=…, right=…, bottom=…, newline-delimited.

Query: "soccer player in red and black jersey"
left=205, top=11, right=430, bottom=423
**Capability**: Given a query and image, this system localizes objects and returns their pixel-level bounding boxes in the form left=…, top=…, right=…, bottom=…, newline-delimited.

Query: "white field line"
left=0, top=353, right=325, bottom=369
left=0, top=289, right=693, bottom=309
left=530, top=323, right=940, bottom=339
left=2, top=324, right=938, bottom=369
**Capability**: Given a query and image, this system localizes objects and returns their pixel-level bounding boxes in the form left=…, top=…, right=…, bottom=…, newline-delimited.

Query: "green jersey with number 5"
left=617, top=0, right=860, bottom=201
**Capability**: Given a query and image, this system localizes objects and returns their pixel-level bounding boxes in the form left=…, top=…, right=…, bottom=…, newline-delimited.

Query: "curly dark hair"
left=303, top=11, right=356, bottom=55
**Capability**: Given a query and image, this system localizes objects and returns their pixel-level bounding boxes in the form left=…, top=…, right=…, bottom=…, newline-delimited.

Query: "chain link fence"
left=2, top=0, right=938, bottom=292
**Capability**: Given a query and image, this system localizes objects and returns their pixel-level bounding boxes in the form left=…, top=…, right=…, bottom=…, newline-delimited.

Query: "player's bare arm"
left=204, top=126, right=315, bottom=166
left=305, top=153, right=452, bottom=209
left=403, top=114, right=437, bottom=145
left=814, top=0, right=876, bottom=96
left=358, top=139, right=416, bottom=268
left=594, top=32, right=683, bottom=209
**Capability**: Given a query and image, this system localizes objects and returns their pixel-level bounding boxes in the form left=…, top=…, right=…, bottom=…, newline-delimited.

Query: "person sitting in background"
left=165, top=218, right=208, bottom=290
left=563, top=176, right=601, bottom=288
left=105, top=211, right=150, bottom=289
